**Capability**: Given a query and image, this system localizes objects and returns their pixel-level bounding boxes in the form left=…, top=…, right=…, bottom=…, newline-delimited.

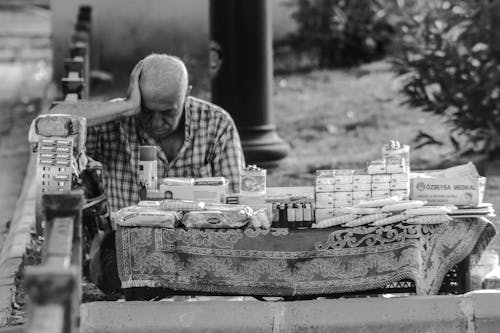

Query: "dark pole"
left=209, top=0, right=289, bottom=166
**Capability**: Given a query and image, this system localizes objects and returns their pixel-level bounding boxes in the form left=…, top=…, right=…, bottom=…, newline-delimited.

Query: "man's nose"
left=151, top=111, right=163, bottom=122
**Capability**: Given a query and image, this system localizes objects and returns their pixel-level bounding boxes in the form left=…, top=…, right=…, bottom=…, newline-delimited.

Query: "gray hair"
left=139, top=53, right=189, bottom=103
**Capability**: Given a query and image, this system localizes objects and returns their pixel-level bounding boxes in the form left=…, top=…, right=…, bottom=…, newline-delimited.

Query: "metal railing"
left=25, top=6, right=92, bottom=333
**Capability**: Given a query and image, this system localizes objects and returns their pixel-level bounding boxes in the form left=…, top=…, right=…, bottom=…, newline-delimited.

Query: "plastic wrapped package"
left=115, top=205, right=180, bottom=228
left=182, top=210, right=250, bottom=229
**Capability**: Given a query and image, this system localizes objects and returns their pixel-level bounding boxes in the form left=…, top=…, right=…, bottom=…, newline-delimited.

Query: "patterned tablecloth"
left=116, top=217, right=496, bottom=296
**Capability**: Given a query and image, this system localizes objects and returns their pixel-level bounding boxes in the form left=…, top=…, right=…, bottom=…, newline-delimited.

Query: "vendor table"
left=116, top=217, right=495, bottom=296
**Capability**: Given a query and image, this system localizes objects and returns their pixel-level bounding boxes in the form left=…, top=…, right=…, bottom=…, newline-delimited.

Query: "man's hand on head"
left=125, top=60, right=144, bottom=117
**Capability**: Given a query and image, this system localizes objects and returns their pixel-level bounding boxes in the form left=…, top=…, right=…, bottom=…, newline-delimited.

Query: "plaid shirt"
left=86, top=96, right=245, bottom=211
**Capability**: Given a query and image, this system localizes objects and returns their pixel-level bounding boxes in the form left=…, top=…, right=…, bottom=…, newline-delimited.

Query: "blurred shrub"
left=392, top=0, right=500, bottom=156
left=279, top=0, right=395, bottom=69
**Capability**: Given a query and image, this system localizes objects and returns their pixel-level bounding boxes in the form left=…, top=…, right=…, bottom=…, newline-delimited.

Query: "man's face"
left=137, top=86, right=186, bottom=139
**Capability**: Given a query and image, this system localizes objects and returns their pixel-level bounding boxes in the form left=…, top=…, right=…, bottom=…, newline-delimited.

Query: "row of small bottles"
left=271, top=202, right=313, bottom=229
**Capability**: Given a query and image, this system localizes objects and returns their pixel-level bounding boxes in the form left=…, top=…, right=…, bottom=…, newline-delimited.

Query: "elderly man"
left=50, top=54, right=245, bottom=293
left=52, top=53, right=245, bottom=212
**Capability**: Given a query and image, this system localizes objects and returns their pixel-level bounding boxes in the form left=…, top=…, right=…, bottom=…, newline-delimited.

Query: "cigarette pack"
left=352, top=191, right=371, bottom=199
left=371, top=190, right=390, bottom=198
left=371, top=182, right=390, bottom=191
left=353, top=183, right=371, bottom=191
left=316, top=169, right=335, bottom=178
left=333, top=199, right=353, bottom=207
left=391, top=173, right=410, bottom=183
left=315, top=198, right=334, bottom=209
left=353, top=174, right=372, bottom=184
left=371, top=174, right=391, bottom=183
left=334, top=170, right=354, bottom=184
left=316, top=184, right=335, bottom=192
left=390, top=189, right=409, bottom=199
left=334, top=183, right=353, bottom=192
left=333, top=191, right=353, bottom=200
left=367, top=160, right=387, bottom=174
left=315, top=208, right=334, bottom=221
left=316, top=177, right=335, bottom=185
left=389, top=180, right=410, bottom=190
left=386, top=160, right=407, bottom=174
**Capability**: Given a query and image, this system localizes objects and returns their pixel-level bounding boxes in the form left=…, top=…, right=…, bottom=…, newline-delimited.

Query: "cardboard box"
left=353, top=183, right=371, bottom=191
left=390, top=189, right=409, bottom=199
left=315, top=192, right=334, bottom=208
left=371, top=182, right=390, bottom=191
left=316, top=184, right=335, bottom=192
left=371, top=174, right=391, bottom=183
left=334, top=183, right=353, bottom=192
left=372, top=190, right=390, bottom=198
left=333, top=199, right=353, bottom=207
left=410, top=175, right=486, bottom=206
left=333, top=191, right=353, bottom=200
left=390, top=180, right=410, bottom=190
left=316, top=177, right=335, bottom=185
left=315, top=208, right=334, bottom=221
left=353, top=174, right=372, bottom=184
left=158, top=184, right=194, bottom=200
left=353, top=191, right=371, bottom=199
left=334, top=170, right=354, bottom=184
left=391, top=173, right=409, bottom=182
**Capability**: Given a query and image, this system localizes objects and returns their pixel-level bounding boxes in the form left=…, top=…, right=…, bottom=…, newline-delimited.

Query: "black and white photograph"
left=0, top=0, right=499, bottom=332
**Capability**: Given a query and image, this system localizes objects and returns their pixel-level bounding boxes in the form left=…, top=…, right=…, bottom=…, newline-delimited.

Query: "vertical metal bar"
left=209, top=0, right=289, bottom=166
left=40, top=191, right=84, bottom=333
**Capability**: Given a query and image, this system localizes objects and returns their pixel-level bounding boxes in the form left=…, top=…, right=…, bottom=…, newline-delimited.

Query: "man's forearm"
left=48, top=99, right=135, bottom=127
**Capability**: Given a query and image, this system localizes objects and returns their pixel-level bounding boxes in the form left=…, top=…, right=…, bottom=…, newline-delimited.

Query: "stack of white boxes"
left=315, top=143, right=410, bottom=222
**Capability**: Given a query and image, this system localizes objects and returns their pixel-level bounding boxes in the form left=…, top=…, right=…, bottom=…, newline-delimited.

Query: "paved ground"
left=0, top=5, right=51, bottom=327
left=0, top=5, right=51, bottom=250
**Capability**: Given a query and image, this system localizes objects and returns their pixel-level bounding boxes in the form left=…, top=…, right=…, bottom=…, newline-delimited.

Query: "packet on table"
left=410, top=162, right=486, bottom=206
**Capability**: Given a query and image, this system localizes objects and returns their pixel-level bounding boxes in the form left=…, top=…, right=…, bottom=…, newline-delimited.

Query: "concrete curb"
left=81, top=291, right=500, bottom=333
left=0, top=145, right=36, bottom=327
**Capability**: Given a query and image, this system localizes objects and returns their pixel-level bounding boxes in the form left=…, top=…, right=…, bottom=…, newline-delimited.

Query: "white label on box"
left=352, top=191, right=371, bottom=199
left=371, top=182, right=390, bottom=191
left=353, top=174, right=372, bottom=184
left=315, top=208, right=334, bottom=221
left=334, top=191, right=353, bottom=200
left=316, top=184, right=335, bottom=192
left=353, top=183, right=371, bottom=191
left=371, top=174, right=391, bottom=183
left=334, top=183, right=353, bottom=191
left=316, top=177, right=335, bottom=185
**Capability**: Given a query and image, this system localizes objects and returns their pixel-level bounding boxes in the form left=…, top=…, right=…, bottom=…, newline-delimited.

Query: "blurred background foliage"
left=277, top=0, right=500, bottom=157
left=391, top=0, right=500, bottom=157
